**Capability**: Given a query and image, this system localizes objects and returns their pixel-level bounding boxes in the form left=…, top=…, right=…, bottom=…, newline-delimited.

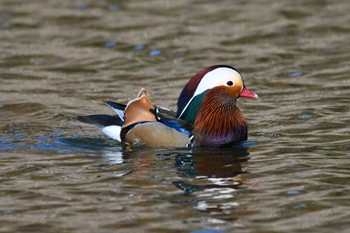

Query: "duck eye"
left=226, top=81, right=234, bottom=86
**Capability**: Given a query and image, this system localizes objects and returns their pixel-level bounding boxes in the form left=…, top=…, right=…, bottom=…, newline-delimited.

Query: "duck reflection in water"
left=65, top=137, right=251, bottom=220
left=113, top=143, right=250, bottom=194
left=172, top=145, right=249, bottom=194
left=61, top=136, right=250, bottom=191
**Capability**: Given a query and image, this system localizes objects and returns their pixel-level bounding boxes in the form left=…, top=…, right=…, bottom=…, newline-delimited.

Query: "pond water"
left=1, top=0, right=350, bottom=232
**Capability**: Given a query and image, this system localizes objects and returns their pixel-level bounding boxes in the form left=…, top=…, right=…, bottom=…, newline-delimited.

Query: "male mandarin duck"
left=77, top=65, right=258, bottom=148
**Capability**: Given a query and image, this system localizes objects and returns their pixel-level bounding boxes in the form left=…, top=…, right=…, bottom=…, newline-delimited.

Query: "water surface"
left=1, top=1, right=350, bottom=232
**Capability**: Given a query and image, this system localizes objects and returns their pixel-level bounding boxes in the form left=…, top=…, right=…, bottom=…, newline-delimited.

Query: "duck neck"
left=193, top=90, right=247, bottom=147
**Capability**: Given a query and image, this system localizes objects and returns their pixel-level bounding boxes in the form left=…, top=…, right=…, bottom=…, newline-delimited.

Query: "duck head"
left=176, top=65, right=258, bottom=147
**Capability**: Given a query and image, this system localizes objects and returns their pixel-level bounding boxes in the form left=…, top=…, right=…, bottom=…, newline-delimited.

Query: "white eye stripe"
left=192, top=67, right=241, bottom=97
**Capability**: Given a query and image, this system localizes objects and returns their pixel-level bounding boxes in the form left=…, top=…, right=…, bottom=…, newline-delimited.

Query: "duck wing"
left=153, top=106, right=193, bottom=137
left=105, top=101, right=126, bottom=121
left=77, top=114, right=123, bottom=141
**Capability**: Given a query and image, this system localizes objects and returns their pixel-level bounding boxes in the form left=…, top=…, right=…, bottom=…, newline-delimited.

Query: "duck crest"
left=176, top=67, right=214, bottom=116
left=177, top=65, right=237, bottom=117
left=122, top=89, right=157, bottom=128
left=193, top=87, right=247, bottom=147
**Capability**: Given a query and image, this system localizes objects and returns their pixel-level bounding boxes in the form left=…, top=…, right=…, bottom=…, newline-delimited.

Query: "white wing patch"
left=99, top=125, right=122, bottom=141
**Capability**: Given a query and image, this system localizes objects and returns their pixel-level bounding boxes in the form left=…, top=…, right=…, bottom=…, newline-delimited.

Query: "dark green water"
left=1, top=1, right=350, bottom=232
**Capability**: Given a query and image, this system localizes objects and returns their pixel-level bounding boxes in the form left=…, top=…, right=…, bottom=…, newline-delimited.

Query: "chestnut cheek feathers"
left=222, top=85, right=244, bottom=98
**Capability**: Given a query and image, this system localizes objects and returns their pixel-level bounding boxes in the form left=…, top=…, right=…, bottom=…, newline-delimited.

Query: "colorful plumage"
left=77, top=65, right=258, bottom=148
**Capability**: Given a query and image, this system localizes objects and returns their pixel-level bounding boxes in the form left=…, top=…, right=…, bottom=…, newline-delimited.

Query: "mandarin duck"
left=77, top=65, right=258, bottom=148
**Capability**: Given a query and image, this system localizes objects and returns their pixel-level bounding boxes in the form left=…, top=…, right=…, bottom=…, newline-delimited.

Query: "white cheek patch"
left=193, top=67, right=242, bottom=97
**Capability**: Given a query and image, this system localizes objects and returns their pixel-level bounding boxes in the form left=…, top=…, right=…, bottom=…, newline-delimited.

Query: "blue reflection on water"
left=293, top=203, right=306, bottom=209
left=133, top=44, right=145, bottom=51
left=0, top=134, right=26, bottom=151
left=105, top=41, right=118, bottom=47
left=298, top=114, right=313, bottom=119
left=149, top=49, right=161, bottom=56
left=287, top=190, right=300, bottom=195
left=290, top=71, right=303, bottom=77
left=0, top=131, right=121, bottom=154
